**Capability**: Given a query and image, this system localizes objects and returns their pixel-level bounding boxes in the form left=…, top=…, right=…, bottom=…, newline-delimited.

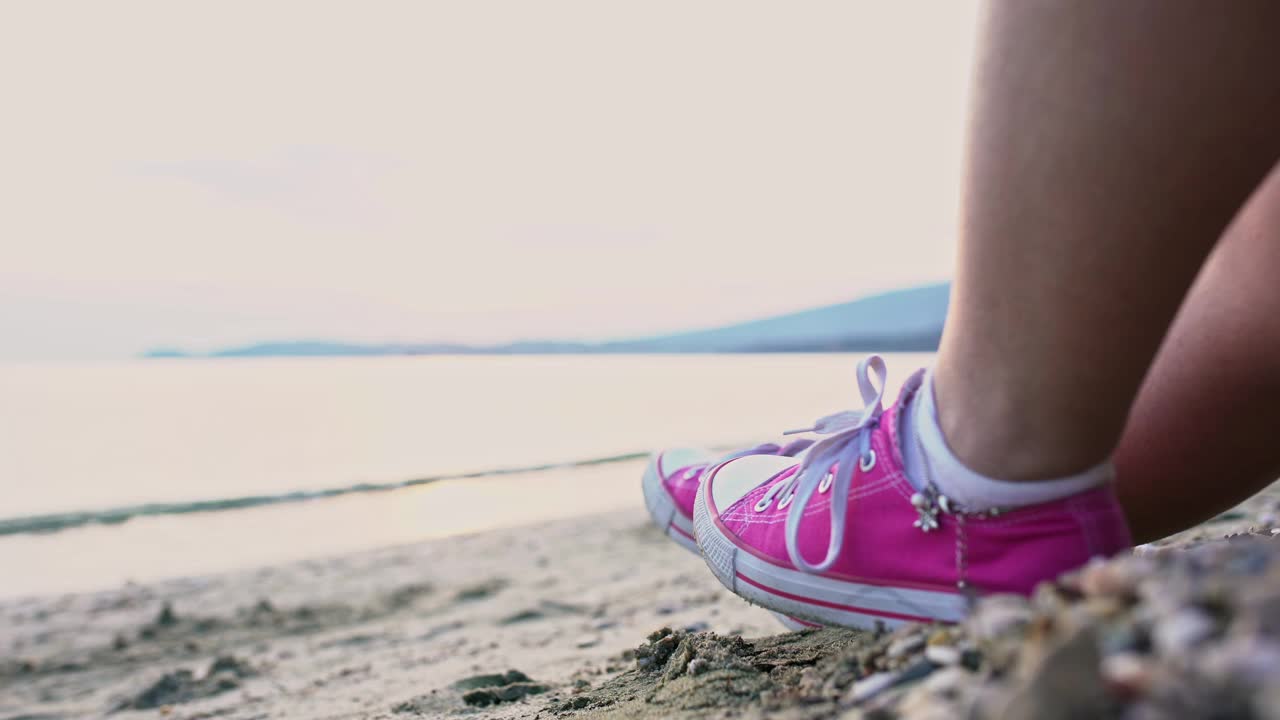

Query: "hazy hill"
left=605, top=282, right=949, bottom=353
left=145, top=282, right=950, bottom=357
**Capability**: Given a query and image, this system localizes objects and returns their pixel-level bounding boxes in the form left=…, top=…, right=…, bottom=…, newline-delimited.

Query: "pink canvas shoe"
left=642, top=440, right=819, bottom=631
left=693, top=356, right=1133, bottom=630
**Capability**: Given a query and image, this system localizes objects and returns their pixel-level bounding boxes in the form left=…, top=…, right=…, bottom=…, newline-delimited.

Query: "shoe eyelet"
left=859, top=450, right=877, bottom=472
left=777, top=493, right=794, bottom=510
left=753, top=497, right=772, bottom=512
left=818, top=472, right=834, bottom=494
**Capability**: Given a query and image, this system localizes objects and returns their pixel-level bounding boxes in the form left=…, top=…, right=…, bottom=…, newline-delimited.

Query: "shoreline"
left=1, top=461, right=653, bottom=600
left=0, top=451, right=654, bottom=540
left=4, top=482, right=1279, bottom=719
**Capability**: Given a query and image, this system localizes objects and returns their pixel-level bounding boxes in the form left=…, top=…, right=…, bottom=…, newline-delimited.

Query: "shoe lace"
left=767, top=354, right=889, bottom=574
left=726, top=438, right=815, bottom=463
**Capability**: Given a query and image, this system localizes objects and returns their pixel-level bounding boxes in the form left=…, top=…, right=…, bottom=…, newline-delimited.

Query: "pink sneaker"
left=693, top=356, right=1132, bottom=630
left=642, top=440, right=819, bottom=631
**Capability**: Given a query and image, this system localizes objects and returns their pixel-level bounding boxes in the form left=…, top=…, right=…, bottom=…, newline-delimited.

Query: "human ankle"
left=900, top=370, right=1113, bottom=511
left=931, top=366, right=1118, bottom=482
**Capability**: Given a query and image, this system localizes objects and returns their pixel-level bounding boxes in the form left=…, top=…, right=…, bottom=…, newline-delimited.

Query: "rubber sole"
left=693, top=472, right=969, bottom=631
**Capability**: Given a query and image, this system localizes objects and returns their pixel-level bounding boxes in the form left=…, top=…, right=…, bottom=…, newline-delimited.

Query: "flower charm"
left=911, top=492, right=940, bottom=533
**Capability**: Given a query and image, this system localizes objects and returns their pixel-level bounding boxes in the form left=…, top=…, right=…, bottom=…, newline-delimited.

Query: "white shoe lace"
left=764, top=354, right=889, bottom=574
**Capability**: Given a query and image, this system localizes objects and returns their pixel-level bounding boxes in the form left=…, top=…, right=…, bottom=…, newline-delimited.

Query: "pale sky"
left=1, top=1, right=979, bottom=361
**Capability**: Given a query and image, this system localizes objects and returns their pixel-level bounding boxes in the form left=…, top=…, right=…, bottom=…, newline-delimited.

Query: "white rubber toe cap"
left=653, top=447, right=717, bottom=479
left=708, top=455, right=799, bottom=512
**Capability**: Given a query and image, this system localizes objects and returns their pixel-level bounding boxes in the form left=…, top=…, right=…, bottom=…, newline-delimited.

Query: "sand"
left=4, top=482, right=1279, bottom=720
left=1, top=504, right=801, bottom=719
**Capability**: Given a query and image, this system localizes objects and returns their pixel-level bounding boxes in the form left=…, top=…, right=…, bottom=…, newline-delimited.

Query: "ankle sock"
left=899, top=371, right=1112, bottom=512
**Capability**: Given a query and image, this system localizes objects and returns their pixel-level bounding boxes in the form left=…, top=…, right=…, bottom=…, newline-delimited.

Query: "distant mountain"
left=145, top=282, right=950, bottom=357
left=606, top=282, right=950, bottom=353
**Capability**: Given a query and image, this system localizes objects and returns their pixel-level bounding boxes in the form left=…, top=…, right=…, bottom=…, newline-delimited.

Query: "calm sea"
left=0, top=354, right=930, bottom=597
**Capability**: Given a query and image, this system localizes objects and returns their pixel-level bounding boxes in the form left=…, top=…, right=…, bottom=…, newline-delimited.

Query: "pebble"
left=894, top=667, right=974, bottom=719
left=574, top=634, right=601, bottom=649
left=965, top=595, right=1032, bottom=641
left=846, top=672, right=898, bottom=704
left=1151, top=608, right=1216, bottom=655
left=922, top=666, right=970, bottom=695
left=549, top=507, right=1280, bottom=720
left=1100, top=652, right=1152, bottom=697
left=887, top=635, right=925, bottom=659
left=926, top=629, right=956, bottom=646
left=923, top=644, right=960, bottom=666
left=1078, top=558, right=1138, bottom=597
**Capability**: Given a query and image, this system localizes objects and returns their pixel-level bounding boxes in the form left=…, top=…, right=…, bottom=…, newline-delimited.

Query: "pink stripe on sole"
left=735, top=572, right=940, bottom=625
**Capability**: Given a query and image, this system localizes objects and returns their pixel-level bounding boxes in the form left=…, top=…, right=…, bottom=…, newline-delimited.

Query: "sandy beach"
left=5, top=475, right=1280, bottom=720
left=1, top=496, right=790, bottom=719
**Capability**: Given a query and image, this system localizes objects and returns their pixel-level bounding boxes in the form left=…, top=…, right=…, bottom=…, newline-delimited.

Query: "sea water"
left=0, top=353, right=930, bottom=597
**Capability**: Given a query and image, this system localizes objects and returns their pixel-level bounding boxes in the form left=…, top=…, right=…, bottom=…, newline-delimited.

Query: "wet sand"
left=4, top=482, right=1279, bottom=720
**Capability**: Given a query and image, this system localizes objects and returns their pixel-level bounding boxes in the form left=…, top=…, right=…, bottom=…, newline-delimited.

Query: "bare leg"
left=1117, top=163, right=1280, bottom=543
left=935, top=0, right=1280, bottom=481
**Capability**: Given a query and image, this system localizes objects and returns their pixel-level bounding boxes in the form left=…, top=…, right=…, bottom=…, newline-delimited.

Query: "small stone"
left=556, top=696, right=591, bottom=711
left=451, top=669, right=531, bottom=690
left=887, top=634, right=925, bottom=659
left=1151, top=608, right=1216, bottom=655
left=1079, top=558, right=1138, bottom=598
left=1031, top=583, right=1074, bottom=614
left=846, top=672, right=898, bottom=704
left=923, top=666, right=971, bottom=695
left=897, top=658, right=939, bottom=684
left=924, top=645, right=961, bottom=666
left=1101, top=652, right=1152, bottom=698
left=462, top=682, right=548, bottom=706
left=1199, top=636, right=1280, bottom=685
left=156, top=603, right=178, bottom=626
left=1099, top=621, right=1143, bottom=656
left=927, top=629, right=957, bottom=646
left=966, top=595, right=1033, bottom=641
left=996, top=626, right=1107, bottom=720
left=208, top=656, right=255, bottom=678
left=575, top=634, right=601, bottom=649
left=896, top=667, right=974, bottom=719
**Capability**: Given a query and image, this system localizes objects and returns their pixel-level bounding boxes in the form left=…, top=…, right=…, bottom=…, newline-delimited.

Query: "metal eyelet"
left=818, top=472, right=834, bottom=494
left=859, top=449, right=877, bottom=472
left=777, top=493, right=794, bottom=510
left=753, top=497, right=772, bottom=512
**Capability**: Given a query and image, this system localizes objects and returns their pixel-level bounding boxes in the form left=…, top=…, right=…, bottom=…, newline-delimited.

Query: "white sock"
left=899, top=371, right=1112, bottom=511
